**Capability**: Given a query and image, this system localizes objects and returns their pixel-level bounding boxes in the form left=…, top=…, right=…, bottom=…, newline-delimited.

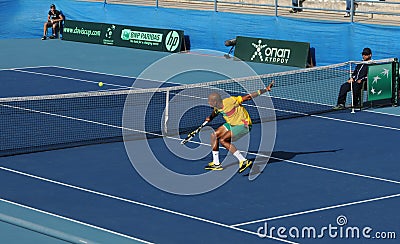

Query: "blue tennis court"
left=0, top=49, right=399, bottom=243
left=1, top=104, right=399, bottom=243
left=1, top=0, right=400, bottom=243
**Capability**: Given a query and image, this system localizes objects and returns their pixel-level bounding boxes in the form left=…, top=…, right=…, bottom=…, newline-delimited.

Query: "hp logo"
left=165, top=31, right=180, bottom=52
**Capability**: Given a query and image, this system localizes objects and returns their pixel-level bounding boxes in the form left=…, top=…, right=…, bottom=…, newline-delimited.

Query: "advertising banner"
left=367, top=63, right=393, bottom=102
left=63, top=20, right=184, bottom=53
left=62, top=20, right=103, bottom=44
left=234, top=36, right=310, bottom=68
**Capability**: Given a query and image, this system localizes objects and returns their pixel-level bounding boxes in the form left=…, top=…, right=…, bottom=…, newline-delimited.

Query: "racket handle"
left=181, top=121, right=208, bottom=144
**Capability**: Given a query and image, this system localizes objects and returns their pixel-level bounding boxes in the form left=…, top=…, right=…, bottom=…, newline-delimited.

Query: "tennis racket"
left=181, top=121, right=208, bottom=144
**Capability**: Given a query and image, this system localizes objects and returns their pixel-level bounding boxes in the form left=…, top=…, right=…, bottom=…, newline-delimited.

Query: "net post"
left=164, top=90, right=170, bottom=134
left=350, top=81, right=355, bottom=114
left=394, top=58, right=399, bottom=106
left=350, top=61, right=355, bottom=113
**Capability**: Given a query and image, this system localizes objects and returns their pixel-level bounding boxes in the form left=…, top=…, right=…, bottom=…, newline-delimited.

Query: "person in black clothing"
left=333, top=47, right=372, bottom=110
left=290, top=0, right=305, bottom=13
left=42, top=4, right=64, bottom=40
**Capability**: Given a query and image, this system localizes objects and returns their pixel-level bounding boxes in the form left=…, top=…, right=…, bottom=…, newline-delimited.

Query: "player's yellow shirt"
left=215, top=96, right=252, bottom=126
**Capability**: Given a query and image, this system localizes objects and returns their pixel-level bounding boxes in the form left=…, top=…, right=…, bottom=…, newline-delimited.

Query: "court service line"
left=11, top=69, right=130, bottom=89
left=232, top=192, right=400, bottom=227
left=311, top=113, right=400, bottom=131
left=365, top=109, right=400, bottom=117
left=0, top=66, right=54, bottom=71
left=50, top=65, right=183, bottom=86
left=0, top=198, right=152, bottom=244
left=50, top=65, right=141, bottom=79
left=0, top=166, right=297, bottom=244
left=269, top=156, right=400, bottom=185
left=244, top=150, right=400, bottom=186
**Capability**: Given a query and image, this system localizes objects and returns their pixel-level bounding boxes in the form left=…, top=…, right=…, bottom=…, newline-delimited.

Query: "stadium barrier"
left=62, top=20, right=186, bottom=53
left=233, top=36, right=311, bottom=68
left=97, top=0, right=400, bottom=23
left=365, top=60, right=399, bottom=107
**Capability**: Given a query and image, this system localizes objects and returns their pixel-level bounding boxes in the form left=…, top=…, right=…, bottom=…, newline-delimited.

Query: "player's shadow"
left=222, top=149, right=342, bottom=177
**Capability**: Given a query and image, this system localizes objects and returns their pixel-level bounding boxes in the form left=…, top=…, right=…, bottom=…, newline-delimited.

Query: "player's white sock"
left=233, top=151, right=246, bottom=162
left=212, top=151, right=220, bottom=165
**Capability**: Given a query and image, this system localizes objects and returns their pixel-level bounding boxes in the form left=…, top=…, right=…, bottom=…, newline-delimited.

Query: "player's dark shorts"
left=46, top=21, right=60, bottom=28
left=223, top=123, right=252, bottom=141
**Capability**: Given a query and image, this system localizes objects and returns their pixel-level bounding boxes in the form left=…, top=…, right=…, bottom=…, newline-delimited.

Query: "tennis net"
left=0, top=58, right=396, bottom=156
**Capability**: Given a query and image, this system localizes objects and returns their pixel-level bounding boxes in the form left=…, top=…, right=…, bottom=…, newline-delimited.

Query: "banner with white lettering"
left=63, top=20, right=184, bottom=53
left=233, top=36, right=310, bottom=68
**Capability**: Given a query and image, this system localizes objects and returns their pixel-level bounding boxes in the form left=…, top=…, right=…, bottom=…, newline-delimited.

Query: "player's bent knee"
left=219, top=137, right=230, bottom=144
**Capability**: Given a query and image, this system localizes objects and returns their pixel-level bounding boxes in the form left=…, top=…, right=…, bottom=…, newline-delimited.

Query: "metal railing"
left=99, top=0, right=400, bottom=24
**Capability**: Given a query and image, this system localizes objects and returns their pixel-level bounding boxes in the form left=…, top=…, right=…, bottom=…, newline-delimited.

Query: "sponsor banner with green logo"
left=63, top=20, right=184, bottom=53
left=367, top=63, right=393, bottom=101
left=233, top=36, right=310, bottom=68
left=102, top=24, right=183, bottom=52
left=62, top=20, right=103, bottom=44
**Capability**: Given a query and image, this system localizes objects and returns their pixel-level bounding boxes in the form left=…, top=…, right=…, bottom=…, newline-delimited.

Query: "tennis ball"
left=98, top=82, right=104, bottom=87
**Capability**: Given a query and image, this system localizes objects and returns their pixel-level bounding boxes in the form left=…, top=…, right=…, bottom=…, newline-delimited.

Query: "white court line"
left=365, top=109, right=400, bottom=117
left=310, top=113, right=400, bottom=131
left=50, top=65, right=183, bottom=86
left=0, top=66, right=54, bottom=71
left=0, top=166, right=296, bottom=244
left=11, top=69, right=130, bottom=89
left=0, top=198, right=152, bottom=244
left=232, top=192, right=400, bottom=227
left=264, top=155, right=400, bottom=185
left=51, top=65, right=141, bottom=79
left=2, top=65, right=163, bottom=85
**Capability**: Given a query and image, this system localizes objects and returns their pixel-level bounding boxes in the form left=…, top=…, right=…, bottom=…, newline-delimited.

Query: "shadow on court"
left=220, top=149, right=342, bottom=176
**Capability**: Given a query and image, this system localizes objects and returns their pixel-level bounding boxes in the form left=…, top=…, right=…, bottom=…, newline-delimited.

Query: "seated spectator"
left=333, top=47, right=372, bottom=110
left=42, top=4, right=64, bottom=40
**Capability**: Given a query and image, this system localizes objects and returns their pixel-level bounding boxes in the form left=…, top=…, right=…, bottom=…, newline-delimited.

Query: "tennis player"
left=204, top=82, right=274, bottom=173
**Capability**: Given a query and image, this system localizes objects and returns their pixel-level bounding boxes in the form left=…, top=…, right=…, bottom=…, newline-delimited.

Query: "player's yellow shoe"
left=238, top=159, right=253, bottom=173
left=205, top=162, right=223, bottom=171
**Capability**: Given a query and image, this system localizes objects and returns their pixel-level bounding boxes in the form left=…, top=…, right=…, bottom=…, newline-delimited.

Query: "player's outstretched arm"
left=242, top=81, right=274, bottom=102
